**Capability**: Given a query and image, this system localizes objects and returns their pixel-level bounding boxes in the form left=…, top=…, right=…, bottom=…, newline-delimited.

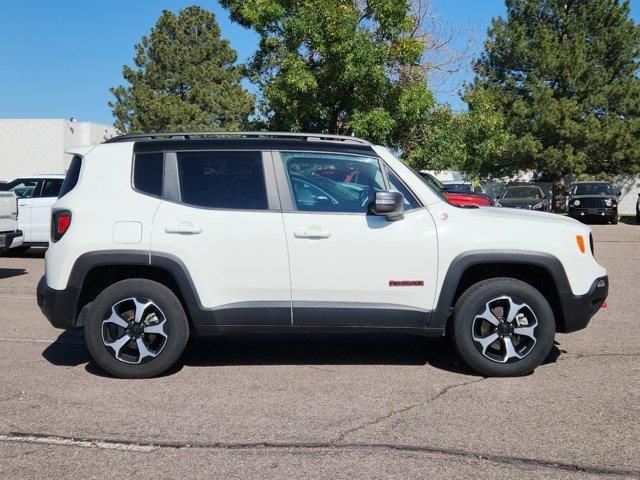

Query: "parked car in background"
left=0, top=191, right=24, bottom=252
left=441, top=181, right=485, bottom=194
left=566, top=181, right=620, bottom=225
left=39, top=132, right=608, bottom=379
left=0, top=174, right=65, bottom=250
left=496, top=185, right=550, bottom=211
left=420, top=172, right=495, bottom=207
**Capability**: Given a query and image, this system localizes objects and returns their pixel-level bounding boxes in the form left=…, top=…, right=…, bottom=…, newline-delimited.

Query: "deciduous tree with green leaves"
left=404, top=90, right=513, bottom=181
left=219, top=0, right=435, bottom=151
left=469, top=0, right=640, bottom=207
left=110, top=6, right=254, bottom=133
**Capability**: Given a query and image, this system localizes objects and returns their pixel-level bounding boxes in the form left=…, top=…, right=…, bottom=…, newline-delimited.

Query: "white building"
left=0, top=119, right=118, bottom=181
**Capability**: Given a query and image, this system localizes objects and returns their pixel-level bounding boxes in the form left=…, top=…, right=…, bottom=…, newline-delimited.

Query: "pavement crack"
left=559, top=352, right=640, bottom=360
left=331, top=377, right=486, bottom=446
left=2, top=431, right=638, bottom=477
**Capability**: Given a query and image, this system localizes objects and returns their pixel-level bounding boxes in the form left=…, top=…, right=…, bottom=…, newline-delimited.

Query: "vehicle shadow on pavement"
left=42, top=331, right=561, bottom=378
left=619, top=217, right=639, bottom=225
left=0, top=268, right=27, bottom=279
left=0, top=248, right=46, bottom=259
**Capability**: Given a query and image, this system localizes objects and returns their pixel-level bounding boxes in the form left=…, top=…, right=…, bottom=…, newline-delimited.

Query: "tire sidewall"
left=84, top=279, right=189, bottom=379
left=452, top=279, right=555, bottom=377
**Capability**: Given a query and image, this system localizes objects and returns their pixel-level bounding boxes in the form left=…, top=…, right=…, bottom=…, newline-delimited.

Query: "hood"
left=497, top=197, right=543, bottom=206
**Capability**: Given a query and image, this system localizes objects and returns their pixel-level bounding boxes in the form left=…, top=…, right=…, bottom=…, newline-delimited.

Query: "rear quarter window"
left=59, top=156, right=82, bottom=198
left=133, top=152, right=164, bottom=197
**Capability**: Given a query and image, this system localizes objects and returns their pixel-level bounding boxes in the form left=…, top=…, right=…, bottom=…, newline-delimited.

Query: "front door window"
left=282, top=152, right=385, bottom=213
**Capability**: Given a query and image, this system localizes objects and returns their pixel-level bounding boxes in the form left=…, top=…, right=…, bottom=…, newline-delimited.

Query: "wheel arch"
left=69, top=251, right=202, bottom=327
left=428, top=251, right=571, bottom=333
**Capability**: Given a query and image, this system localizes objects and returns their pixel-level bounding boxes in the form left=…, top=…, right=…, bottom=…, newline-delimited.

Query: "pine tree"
left=469, top=0, right=640, bottom=206
left=110, top=6, right=254, bottom=133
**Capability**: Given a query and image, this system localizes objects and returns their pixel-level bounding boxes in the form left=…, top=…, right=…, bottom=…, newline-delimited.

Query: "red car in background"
left=419, top=172, right=495, bottom=207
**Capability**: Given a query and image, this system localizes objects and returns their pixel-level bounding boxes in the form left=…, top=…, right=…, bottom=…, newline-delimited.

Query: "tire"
left=84, top=279, right=189, bottom=379
left=611, top=216, right=618, bottom=225
left=451, top=277, right=555, bottom=377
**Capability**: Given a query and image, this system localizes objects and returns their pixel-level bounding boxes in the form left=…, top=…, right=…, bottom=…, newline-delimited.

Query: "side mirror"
left=371, top=191, right=404, bottom=219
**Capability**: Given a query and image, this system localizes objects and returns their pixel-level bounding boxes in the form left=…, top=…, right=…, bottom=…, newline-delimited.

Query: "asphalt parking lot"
left=0, top=223, right=639, bottom=479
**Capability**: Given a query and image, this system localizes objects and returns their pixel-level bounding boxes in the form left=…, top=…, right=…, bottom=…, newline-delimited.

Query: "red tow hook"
left=601, top=301, right=608, bottom=308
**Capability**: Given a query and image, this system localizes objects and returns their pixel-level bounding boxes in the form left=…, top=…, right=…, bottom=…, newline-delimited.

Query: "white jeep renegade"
left=37, top=132, right=608, bottom=378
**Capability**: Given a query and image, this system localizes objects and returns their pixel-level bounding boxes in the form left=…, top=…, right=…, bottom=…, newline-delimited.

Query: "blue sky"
left=0, top=0, right=637, bottom=126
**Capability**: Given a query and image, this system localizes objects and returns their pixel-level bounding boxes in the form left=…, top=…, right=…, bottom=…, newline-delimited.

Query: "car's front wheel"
left=451, top=277, right=555, bottom=377
left=84, top=279, right=189, bottom=379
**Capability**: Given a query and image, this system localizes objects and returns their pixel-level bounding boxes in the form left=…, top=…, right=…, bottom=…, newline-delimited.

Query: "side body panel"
left=45, top=142, right=160, bottom=290
left=281, top=210, right=438, bottom=324
left=28, top=195, right=58, bottom=243
left=17, top=197, right=32, bottom=241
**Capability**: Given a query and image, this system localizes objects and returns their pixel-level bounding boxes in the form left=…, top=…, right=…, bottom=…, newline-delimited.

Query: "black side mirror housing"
left=371, top=191, right=404, bottom=219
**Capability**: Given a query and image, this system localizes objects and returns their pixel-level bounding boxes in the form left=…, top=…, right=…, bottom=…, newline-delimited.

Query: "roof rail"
left=104, top=131, right=372, bottom=146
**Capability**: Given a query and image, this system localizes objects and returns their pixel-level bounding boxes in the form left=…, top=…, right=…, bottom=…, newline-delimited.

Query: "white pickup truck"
left=0, top=174, right=65, bottom=252
left=0, top=191, right=23, bottom=251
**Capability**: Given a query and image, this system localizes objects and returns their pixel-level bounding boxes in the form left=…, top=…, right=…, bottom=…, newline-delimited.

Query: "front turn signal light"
left=576, top=235, right=586, bottom=254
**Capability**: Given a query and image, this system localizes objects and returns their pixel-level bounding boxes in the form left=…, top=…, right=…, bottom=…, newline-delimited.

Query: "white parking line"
left=0, top=433, right=156, bottom=453
left=0, top=337, right=84, bottom=345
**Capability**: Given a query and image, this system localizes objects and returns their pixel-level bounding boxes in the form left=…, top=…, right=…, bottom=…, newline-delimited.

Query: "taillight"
left=51, top=210, right=72, bottom=242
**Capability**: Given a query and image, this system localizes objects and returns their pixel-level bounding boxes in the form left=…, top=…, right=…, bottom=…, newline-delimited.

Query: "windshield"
left=503, top=186, right=542, bottom=199
left=575, top=183, right=613, bottom=196
left=0, top=178, right=39, bottom=198
left=444, top=183, right=472, bottom=193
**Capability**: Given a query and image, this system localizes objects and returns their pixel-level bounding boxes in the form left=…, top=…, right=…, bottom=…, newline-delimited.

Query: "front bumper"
left=37, top=276, right=80, bottom=329
left=0, top=230, right=24, bottom=251
left=569, top=208, right=617, bottom=220
left=557, top=276, right=608, bottom=333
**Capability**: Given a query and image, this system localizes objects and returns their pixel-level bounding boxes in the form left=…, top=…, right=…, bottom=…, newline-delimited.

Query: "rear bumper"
left=558, top=276, right=608, bottom=333
left=0, top=230, right=23, bottom=251
left=37, top=276, right=80, bottom=329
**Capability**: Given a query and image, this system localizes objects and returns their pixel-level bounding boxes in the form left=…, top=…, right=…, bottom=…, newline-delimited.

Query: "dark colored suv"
left=566, top=182, right=620, bottom=224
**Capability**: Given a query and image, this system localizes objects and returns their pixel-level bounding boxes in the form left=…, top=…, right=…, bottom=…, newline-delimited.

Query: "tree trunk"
left=552, top=175, right=567, bottom=213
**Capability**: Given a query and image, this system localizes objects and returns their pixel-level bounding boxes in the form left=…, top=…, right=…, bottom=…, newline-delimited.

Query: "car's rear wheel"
left=451, top=277, right=555, bottom=377
left=84, top=279, right=189, bottom=379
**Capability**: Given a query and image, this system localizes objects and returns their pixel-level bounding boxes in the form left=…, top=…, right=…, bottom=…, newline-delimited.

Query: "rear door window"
left=177, top=151, right=268, bottom=210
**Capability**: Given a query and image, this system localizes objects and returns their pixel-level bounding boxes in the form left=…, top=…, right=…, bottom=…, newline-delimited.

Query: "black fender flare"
left=68, top=250, right=205, bottom=324
left=426, top=250, right=571, bottom=331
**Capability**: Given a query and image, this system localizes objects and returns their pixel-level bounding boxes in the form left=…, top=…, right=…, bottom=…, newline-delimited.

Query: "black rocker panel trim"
left=292, top=302, right=430, bottom=328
